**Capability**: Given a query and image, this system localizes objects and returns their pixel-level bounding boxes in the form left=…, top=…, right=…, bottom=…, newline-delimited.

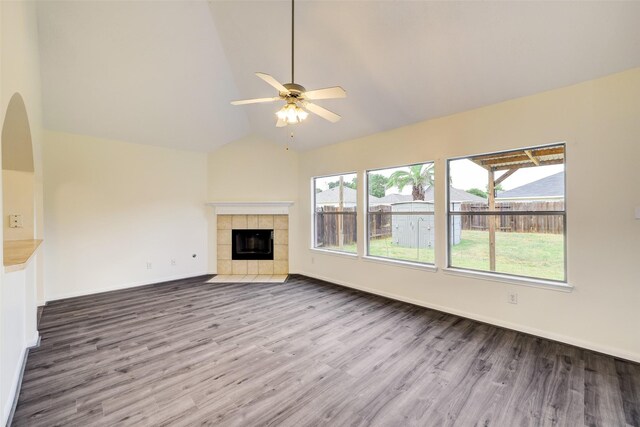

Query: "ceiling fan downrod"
left=291, top=0, right=295, bottom=84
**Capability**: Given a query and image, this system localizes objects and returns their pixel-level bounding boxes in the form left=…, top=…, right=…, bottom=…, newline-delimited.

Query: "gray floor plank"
left=11, top=275, right=640, bottom=426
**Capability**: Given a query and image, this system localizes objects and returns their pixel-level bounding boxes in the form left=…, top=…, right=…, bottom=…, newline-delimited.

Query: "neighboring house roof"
left=497, top=171, right=564, bottom=199
left=424, top=186, right=487, bottom=203
left=318, top=185, right=485, bottom=205
left=315, top=186, right=363, bottom=205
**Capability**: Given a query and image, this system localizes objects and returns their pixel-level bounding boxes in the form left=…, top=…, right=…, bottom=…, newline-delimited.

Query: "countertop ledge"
left=4, top=239, right=43, bottom=273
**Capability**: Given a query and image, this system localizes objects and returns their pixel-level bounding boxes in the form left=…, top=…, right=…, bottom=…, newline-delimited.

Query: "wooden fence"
left=459, top=201, right=564, bottom=234
left=368, top=205, right=392, bottom=239
left=315, top=206, right=357, bottom=247
left=316, top=201, right=564, bottom=246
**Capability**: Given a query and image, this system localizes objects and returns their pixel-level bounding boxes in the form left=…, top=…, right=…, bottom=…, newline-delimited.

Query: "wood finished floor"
left=13, top=275, right=640, bottom=426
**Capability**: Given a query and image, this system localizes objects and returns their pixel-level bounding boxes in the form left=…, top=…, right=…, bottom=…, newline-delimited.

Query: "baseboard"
left=4, top=333, right=40, bottom=427
left=26, top=332, right=40, bottom=349
left=301, top=272, right=640, bottom=364
left=44, top=272, right=209, bottom=303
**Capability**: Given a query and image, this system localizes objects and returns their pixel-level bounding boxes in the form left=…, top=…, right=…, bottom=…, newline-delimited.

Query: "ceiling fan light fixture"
left=276, top=103, right=308, bottom=124
left=297, top=107, right=309, bottom=121
left=230, top=0, right=345, bottom=127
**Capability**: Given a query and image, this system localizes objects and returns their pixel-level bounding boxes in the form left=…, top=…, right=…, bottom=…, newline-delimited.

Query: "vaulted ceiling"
left=37, top=1, right=640, bottom=151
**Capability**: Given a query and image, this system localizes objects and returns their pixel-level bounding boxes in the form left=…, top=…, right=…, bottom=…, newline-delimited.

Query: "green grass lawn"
left=324, top=230, right=564, bottom=281
left=451, top=230, right=565, bottom=281
left=367, top=238, right=435, bottom=264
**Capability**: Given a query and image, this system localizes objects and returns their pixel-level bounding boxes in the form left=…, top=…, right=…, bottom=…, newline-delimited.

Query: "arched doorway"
left=2, top=92, right=35, bottom=243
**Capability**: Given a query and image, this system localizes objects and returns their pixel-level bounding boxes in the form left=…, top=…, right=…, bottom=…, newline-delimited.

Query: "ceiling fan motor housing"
left=282, top=83, right=306, bottom=98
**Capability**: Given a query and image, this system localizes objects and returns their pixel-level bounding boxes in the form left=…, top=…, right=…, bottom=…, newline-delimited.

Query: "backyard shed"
left=391, top=201, right=463, bottom=247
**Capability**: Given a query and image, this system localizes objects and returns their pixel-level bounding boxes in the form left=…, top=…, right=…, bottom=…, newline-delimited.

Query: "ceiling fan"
left=230, top=0, right=346, bottom=127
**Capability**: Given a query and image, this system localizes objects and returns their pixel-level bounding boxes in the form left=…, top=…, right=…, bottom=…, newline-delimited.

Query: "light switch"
left=9, top=214, right=23, bottom=228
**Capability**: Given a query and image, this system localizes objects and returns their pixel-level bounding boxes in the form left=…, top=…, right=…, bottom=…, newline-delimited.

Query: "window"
left=313, top=173, right=357, bottom=254
left=366, top=162, right=435, bottom=265
left=447, top=144, right=566, bottom=282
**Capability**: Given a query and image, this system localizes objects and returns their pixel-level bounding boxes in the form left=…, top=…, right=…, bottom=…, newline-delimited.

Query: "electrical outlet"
left=171, top=259, right=176, bottom=266
left=146, top=262, right=152, bottom=270
left=9, top=214, right=23, bottom=228
left=507, top=292, right=518, bottom=305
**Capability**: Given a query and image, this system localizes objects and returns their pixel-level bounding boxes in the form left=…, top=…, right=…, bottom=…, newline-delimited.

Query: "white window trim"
left=443, top=267, right=573, bottom=292
left=362, top=255, right=437, bottom=272
left=310, top=247, right=359, bottom=258
left=364, top=160, right=436, bottom=268
left=445, top=142, right=568, bottom=287
left=312, top=172, right=359, bottom=253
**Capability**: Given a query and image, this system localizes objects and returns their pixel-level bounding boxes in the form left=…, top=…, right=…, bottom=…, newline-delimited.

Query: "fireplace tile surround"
left=217, top=214, right=288, bottom=275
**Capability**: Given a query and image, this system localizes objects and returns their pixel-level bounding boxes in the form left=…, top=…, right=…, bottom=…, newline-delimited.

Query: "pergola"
left=470, top=145, right=565, bottom=271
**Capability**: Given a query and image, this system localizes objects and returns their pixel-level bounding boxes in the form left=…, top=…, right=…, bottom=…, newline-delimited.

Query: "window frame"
left=365, top=161, right=437, bottom=267
left=445, top=143, right=568, bottom=284
left=311, top=172, right=359, bottom=255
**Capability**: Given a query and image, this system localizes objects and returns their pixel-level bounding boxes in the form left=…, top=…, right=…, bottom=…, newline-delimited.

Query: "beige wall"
left=0, top=0, right=44, bottom=423
left=295, top=68, right=640, bottom=362
left=207, top=135, right=299, bottom=273
left=42, top=131, right=209, bottom=301
left=2, top=170, right=34, bottom=241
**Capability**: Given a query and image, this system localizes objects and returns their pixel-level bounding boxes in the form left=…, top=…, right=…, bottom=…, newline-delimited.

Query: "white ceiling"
left=37, top=1, right=640, bottom=152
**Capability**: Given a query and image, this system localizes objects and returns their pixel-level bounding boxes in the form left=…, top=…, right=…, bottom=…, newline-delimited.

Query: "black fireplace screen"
left=232, top=229, right=274, bottom=260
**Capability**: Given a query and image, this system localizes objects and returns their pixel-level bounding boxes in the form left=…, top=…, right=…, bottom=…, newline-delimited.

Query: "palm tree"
left=386, top=164, right=434, bottom=200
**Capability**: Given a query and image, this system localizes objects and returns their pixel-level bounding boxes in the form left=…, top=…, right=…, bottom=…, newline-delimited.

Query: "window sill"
left=310, top=248, right=359, bottom=259
left=442, top=267, right=573, bottom=292
left=362, top=256, right=437, bottom=272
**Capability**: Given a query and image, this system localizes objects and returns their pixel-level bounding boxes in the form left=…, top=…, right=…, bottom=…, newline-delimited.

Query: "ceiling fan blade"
left=275, top=118, right=287, bottom=128
left=230, top=97, right=280, bottom=106
left=304, top=102, right=341, bottom=123
left=304, top=86, right=347, bottom=100
left=256, top=72, right=288, bottom=94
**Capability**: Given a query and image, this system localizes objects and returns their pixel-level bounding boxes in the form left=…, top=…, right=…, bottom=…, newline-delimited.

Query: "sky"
left=314, top=173, right=357, bottom=191
left=449, top=159, right=564, bottom=191
left=314, top=161, right=564, bottom=193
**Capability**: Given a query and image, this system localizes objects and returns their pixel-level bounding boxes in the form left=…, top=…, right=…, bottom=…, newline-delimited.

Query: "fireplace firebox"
left=232, top=229, right=274, bottom=260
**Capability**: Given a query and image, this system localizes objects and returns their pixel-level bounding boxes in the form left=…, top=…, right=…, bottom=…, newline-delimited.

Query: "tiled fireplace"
left=217, top=214, right=288, bottom=275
